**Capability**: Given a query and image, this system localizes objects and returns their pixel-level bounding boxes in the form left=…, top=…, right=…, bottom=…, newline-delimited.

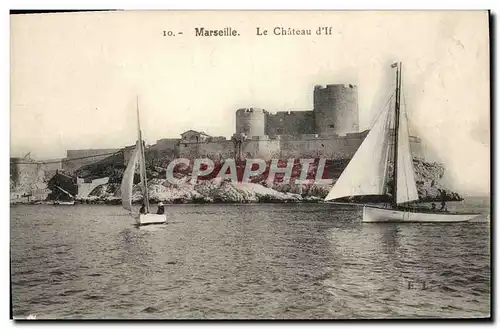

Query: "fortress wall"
left=66, top=149, right=119, bottom=159
left=178, top=142, right=201, bottom=159
left=153, top=139, right=179, bottom=152
left=279, top=139, right=312, bottom=158
left=150, top=139, right=180, bottom=160
left=11, top=157, right=64, bottom=190
left=255, top=140, right=281, bottom=160
left=279, top=134, right=364, bottom=160
left=179, top=140, right=235, bottom=162
left=240, top=140, right=260, bottom=159
left=266, top=111, right=315, bottom=136
left=62, top=148, right=120, bottom=174
left=175, top=139, right=280, bottom=161
left=10, top=159, right=19, bottom=185
left=173, top=134, right=423, bottom=162
left=38, top=160, right=63, bottom=181
left=277, top=132, right=423, bottom=161
left=301, top=134, right=320, bottom=140
left=41, top=160, right=63, bottom=172
left=62, top=154, right=116, bottom=174
left=10, top=161, right=48, bottom=192
left=167, top=132, right=424, bottom=164
left=199, top=141, right=235, bottom=161
left=13, top=162, right=39, bottom=188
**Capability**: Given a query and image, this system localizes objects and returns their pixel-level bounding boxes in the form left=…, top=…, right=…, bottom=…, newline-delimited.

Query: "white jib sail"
left=121, top=141, right=140, bottom=211
left=396, top=107, right=419, bottom=204
left=325, top=106, right=392, bottom=201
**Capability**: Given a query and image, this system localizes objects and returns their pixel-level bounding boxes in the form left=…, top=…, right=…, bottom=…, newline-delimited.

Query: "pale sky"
left=10, top=11, right=490, bottom=195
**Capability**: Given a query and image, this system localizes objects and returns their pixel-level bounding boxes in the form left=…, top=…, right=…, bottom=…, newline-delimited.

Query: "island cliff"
left=75, top=158, right=461, bottom=204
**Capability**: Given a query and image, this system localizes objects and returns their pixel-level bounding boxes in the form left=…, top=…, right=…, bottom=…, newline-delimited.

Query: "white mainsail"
left=121, top=141, right=140, bottom=211
left=395, top=105, right=419, bottom=204
left=324, top=105, right=392, bottom=201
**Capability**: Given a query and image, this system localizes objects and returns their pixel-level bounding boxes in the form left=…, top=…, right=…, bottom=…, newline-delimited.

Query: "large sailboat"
left=121, top=97, right=167, bottom=226
left=325, top=62, right=481, bottom=223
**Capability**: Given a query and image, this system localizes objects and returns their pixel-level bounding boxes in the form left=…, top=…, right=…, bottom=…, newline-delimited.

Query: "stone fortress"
left=10, top=83, right=425, bottom=202
left=166, top=83, right=423, bottom=162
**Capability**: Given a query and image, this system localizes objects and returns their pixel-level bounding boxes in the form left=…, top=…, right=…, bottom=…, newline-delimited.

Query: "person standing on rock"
left=156, top=202, right=165, bottom=215
left=139, top=203, right=146, bottom=214
left=440, top=190, right=447, bottom=212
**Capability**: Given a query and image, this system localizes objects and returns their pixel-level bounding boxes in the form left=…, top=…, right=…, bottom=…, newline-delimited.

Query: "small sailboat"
left=121, top=97, right=167, bottom=226
left=325, top=62, right=481, bottom=223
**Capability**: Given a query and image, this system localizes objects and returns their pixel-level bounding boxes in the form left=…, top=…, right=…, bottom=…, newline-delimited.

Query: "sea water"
left=10, top=199, right=490, bottom=319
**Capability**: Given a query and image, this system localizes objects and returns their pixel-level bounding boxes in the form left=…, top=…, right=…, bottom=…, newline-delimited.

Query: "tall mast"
left=136, top=96, right=150, bottom=213
left=392, top=62, right=402, bottom=207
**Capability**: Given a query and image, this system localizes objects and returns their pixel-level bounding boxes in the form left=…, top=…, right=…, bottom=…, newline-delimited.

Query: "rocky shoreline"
left=12, top=179, right=462, bottom=207
left=11, top=158, right=463, bottom=206
left=80, top=158, right=464, bottom=205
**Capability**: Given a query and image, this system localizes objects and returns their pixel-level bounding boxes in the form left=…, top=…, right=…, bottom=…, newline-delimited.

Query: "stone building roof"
left=181, top=130, right=211, bottom=137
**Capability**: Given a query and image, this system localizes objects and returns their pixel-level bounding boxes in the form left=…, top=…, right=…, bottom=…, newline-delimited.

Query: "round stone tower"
left=313, top=84, right=359, bottom=136
left=235, top=108, right=266, bottom=137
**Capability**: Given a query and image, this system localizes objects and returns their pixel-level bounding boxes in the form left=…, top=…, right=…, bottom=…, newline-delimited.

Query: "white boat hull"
left=362, top=206, right=481, bottom=223
left=135, top=213, right=167, bottom=226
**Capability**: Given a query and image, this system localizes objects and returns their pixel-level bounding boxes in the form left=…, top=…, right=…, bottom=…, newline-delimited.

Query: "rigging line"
left=390, top=101, right=396, bottom=195
left=400, top=90, right=409, bottom=202
left=368, top=91, right=396, bottom=129
left=381, top=101, right=393, bottom=195
left=397, top=85, right=408, bottom=202
left=371, top=92, right=394, bottom=196
left=404, top=87, right=412, bottom=201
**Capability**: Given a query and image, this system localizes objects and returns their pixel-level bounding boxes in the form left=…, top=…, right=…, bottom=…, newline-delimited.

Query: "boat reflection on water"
left=10, top=203, right=489, bottom=319
left=321, top=209, right=490, bottom=318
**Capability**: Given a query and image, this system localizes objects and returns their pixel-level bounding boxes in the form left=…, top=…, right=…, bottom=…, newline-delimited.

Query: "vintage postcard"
left=9, top=10, right=490, bottom=320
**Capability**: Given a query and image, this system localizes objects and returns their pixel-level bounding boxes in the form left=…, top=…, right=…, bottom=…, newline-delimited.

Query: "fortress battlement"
left=140, top=83, right=422, bottom=162
left=171, top=82, right=423, bottom=161
left=314, top=83, right=357, bottom=90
